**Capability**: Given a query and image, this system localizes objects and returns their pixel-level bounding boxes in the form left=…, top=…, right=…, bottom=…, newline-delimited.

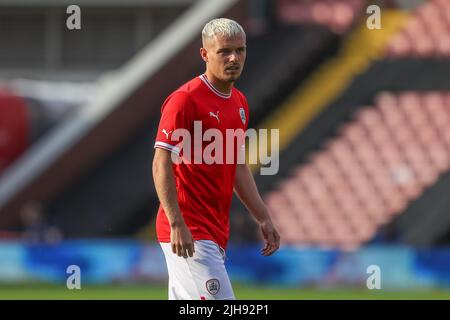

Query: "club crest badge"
left=239, top=107, right=246, bottom=125
left=206, top=278, right=220, bottom=295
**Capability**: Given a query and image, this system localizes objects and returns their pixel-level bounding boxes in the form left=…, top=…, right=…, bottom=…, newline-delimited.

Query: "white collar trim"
left=199, top=74, right=232, bottom=99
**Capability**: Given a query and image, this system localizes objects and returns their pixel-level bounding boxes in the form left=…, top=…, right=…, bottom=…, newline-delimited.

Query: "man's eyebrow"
left=216, top=45, right=247, bottom=53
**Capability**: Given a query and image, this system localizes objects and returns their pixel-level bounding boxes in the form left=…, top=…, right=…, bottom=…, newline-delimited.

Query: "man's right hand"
left=170, top=222, right=195, bottom=258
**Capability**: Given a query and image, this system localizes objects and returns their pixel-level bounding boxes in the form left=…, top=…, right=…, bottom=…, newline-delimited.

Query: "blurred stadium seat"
left=266, top=91, right=450, bottom=250
left=276, top=0, right=365, bottom=34
left=386, top=0, right=450, bottom=57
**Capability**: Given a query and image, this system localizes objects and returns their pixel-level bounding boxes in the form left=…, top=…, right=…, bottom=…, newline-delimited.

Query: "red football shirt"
left=154, top=74, right=249, bottom=249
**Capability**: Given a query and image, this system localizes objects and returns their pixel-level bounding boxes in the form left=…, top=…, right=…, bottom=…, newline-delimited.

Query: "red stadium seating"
left=267, top=91, right=450, bottom=249
left=276, top=0, right=364, bottom=34
left=386, top=0, right=450, bottom=58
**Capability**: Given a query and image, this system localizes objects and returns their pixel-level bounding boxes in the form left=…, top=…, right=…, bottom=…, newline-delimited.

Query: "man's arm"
left=152, top=148, right=194, bottom=258
left=234, top=163, right=280, bottom=256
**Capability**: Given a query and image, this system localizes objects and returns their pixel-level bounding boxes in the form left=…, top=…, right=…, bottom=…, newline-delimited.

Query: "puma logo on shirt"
left=162, top=129, right=173, bottom=139
left=209, top=111, right=220, bottom=123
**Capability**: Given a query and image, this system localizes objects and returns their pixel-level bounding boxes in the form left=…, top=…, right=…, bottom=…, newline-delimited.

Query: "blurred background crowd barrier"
left=1, top=241, right=449, bottom=289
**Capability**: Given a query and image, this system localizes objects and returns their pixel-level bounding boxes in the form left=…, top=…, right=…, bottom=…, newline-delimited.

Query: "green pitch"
left=0, top=283, right=449, bottom=300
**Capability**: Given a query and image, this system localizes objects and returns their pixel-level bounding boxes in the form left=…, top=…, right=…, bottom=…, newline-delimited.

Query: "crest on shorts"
left=239, top=107, right=246, bottom=125
left=206, top=278, right=220, bottom=295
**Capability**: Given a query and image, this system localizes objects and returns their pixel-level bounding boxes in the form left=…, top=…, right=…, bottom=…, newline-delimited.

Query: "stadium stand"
left=238, top=24, right=339, bottom=127
left=249, top=0, right=450, bottom=249
left=266, top=91, right=450, bottom=250
left=276, top=0, right=365, bottom=34
left=247, top=9, right=408, bottom=172
left=386, top=0, right=450, bottom=58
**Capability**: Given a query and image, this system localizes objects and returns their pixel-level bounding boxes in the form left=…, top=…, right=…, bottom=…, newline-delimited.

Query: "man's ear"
left=200, top=47, right=208, bottom=63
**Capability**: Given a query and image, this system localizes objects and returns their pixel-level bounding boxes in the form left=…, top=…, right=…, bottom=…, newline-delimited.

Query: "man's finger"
left=261, top=242, right=269, bottom=254
left=265, top=245, right=275, bottom=256
left=267, top=230, right=275, bottom=245
left=275, top=232, right=280, bottom=244
left=179, top=243, right=187, bottom=258
left=177, top=244, right=184, bottom=257
left=184, top=242, right=194, bottom=258
left=270, top=231, right=280, bottom=246
left=261, top=243, right=272, bottom=255
left=187, top=243, right=195, bottom=257
left=262, top=242, right=273, bottom=255
left=262, top=239, right=279, bottom=256
left=269, top=239, right=280, bottom=255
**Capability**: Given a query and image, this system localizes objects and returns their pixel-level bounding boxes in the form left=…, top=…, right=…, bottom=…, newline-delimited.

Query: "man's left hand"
left=260, top=219, right=280, bottom=256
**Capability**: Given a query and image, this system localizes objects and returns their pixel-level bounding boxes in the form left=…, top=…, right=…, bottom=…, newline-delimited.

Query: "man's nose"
left=229, top=52, right=237, bottom=62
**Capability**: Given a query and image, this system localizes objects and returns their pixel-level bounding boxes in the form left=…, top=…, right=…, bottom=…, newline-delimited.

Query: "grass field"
left=1, top=284, right=449, bottom=300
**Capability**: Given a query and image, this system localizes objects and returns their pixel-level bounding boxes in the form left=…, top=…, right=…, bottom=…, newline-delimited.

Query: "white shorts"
left=160, top=240, right=235, bottom=300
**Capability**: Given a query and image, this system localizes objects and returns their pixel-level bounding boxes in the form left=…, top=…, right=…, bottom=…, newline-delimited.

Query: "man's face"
left=201, top=33, right=246, bottom=83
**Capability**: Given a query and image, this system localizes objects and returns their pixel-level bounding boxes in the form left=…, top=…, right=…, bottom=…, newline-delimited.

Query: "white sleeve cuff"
left=154, top=141, right=181, bottom=155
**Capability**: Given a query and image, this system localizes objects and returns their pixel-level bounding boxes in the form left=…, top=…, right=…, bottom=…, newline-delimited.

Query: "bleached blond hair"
left=202, top=18, right=245, bottom=45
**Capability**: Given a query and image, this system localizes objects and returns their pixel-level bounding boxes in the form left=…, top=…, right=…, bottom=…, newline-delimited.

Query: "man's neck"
left=204, top=71, right=233, bottom=95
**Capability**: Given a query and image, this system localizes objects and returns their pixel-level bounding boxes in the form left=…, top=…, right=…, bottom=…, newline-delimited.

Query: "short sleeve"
left=154, top=91, right=195, bottom=155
